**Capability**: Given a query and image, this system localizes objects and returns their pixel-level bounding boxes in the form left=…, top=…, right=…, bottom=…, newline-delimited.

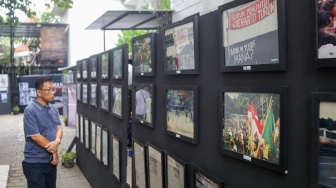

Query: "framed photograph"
left=112, top=46, right=123, bottom=79
left=165, top=151, right=187, bottom=188
left=76, top=83, right=81, bottom=101
left=82, top=59, right=88, bottom=80
left=314, top=1, right=336, bottom=67
left=219, top=86, right=288, bottom=173
left=100, top=84, right=109, bottom=112
left=76, top=113, right=79, bottom=138
left=132, top=138, right=147, bottom=188
left=76, top=60, right=81, bottom=80
left=80, top=115, right=84, bottom=144
left=102, top=127, right=109, bottom=166
left=132, top=33, right=156, bottom=76
left=101, top=51, right=110, bottom=79
left=191, top=163, right=224, bottom=188
left=96, top=124, right=102, bottom=161
left=133, top=83, right=155, bottom=127
left=82, top=83, right=88, bottom=104
left=218, top=0, right=287, bottom=72
left=165, top=85, right=198, bottom=144
left=62, top=72, right=74, bottom=84
left=84, top=117, right=90, bottom=149
left=111, top=84, right=123, bottom=119
left=91, top=121, right=96, bottom=155
left=90, top=83, right=97, bottom=107
left=162, top=15, right=200, bottom=75
left=62, top=85, right=67, bottom=104
left=311, top=92, right=336, bottom=187
left=112, top=135, right=120, bottom=182
left=147, top=142, right=164, bottom=188
left=90, top=55, right=98, bottom=79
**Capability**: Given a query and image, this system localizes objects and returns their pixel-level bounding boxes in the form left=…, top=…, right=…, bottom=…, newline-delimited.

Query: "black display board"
left=0, top=74, right=11, bottom=115
left=76, top=0, right=336, bottom=186
left=17, top=74, right=63, bottom=114
left=76, top=44, right=129, bottom=187
left=131, top=3, right=331, bottom=187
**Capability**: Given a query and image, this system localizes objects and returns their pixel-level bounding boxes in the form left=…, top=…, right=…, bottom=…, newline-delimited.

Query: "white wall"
left=66, top=0, right=125, bottom=66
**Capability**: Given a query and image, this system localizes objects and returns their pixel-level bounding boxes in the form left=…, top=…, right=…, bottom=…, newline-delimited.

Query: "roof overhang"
left=0, top=23, right=69, bottom=37
left=85, top=10, right=173, bottom=30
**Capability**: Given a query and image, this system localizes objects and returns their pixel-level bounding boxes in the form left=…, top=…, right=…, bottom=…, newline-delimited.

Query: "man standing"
left=22, top=76, right=63, bottom=188
left=135, top=86, right=150, bottom=121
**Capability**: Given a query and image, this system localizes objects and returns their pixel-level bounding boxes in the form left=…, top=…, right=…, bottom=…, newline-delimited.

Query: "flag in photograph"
left=248, top=102, right=264, bottom=138
left=263, top=107, right=276, bottom=156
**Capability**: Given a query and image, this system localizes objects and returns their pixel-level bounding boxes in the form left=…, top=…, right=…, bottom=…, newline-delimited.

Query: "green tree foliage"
left=224, top=92, right=281, bottom=121
left=40, top=12, right=57, bottom=23
left=45, top=0, right=73, bottom=10
left=161, top=0, right=171, bottom=10
left=0, top=0, right=73, bottom=25
left=320, top=118, right=336, bottom=130
left=117, top=30, right=151, bottom=51
left=116, top=0, right=170, bottom=49
left=0, top=0, right=36, bottom=25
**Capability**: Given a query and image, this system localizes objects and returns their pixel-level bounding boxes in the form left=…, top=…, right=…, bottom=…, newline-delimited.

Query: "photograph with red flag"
left=222, top=91, right=280, bottom=164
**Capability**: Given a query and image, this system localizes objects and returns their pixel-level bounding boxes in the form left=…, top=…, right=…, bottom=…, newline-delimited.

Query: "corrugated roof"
left=0, top=23, right=69, bottom=37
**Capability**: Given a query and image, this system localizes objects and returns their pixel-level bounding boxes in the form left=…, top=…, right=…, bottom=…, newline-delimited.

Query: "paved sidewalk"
left=0, top=114, right=91, bottom=188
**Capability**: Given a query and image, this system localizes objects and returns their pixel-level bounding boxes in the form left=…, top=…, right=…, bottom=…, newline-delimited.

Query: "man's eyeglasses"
left=39, top=88, right=56, bottom=93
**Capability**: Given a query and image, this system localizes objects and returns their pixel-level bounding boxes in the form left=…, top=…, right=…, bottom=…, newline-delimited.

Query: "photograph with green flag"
left=219, top=86, right=287, bottom=173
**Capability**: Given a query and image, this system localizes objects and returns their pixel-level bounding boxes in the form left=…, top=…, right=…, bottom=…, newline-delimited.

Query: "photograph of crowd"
left=132, top=35, right=153, bottom=74
left=166, top=89, right=195, bottom=139
left=222, top=92, right=281, bottom=164
left=317, top=0, right=336, bottom=59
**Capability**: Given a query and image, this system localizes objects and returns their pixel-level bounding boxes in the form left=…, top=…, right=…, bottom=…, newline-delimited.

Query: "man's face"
left=37, top=81, right=55, bottom=102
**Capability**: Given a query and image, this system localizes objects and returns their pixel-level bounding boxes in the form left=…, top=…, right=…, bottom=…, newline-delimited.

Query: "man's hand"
left=51, top=152, right=59, bottom=166
left=45, top=140, right=60, bottom=154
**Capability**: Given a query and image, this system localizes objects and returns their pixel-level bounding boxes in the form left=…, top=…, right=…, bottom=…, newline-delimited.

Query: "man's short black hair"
left=35, top=76, right=53, bottom=90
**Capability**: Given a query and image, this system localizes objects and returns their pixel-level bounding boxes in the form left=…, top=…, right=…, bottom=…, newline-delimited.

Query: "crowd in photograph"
left=222, top=114, right=280, bottom=164
left=317, top=0, right=336, bottom=58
